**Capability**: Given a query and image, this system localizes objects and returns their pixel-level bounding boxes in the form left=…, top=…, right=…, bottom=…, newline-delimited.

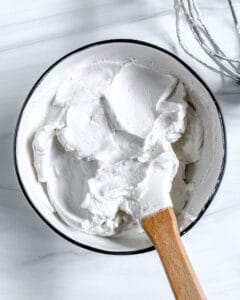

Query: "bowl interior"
left=15, top=40, right=225, bottom=254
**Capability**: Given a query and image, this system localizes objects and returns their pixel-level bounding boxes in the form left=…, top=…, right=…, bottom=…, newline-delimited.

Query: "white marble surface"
left=1, top=0, right=240, bottom=299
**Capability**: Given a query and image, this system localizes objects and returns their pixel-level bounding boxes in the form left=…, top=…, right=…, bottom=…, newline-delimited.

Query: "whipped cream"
left=32, top=61, right=203, bottom=236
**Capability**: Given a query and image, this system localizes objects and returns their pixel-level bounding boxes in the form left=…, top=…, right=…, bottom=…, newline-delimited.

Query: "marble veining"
left=0, top=0, right=240, bottom=299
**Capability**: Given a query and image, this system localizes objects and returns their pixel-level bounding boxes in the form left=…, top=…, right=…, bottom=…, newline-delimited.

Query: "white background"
left=0, top=0, right=240, bottom=299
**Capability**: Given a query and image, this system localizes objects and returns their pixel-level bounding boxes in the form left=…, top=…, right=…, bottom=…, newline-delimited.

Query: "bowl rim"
left=13, top=38, right=227, bottom=255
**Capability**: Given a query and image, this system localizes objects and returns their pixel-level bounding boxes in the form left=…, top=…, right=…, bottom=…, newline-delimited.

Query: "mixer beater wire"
left=174, top=0, right=240, bottom=81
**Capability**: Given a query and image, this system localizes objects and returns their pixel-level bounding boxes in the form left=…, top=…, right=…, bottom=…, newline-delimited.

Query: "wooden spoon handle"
left=142, top=207, right=207, bottom=300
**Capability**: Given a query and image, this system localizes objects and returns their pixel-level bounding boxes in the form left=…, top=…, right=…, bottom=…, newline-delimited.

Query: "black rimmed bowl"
left=14, top=39, right=226, bottom=255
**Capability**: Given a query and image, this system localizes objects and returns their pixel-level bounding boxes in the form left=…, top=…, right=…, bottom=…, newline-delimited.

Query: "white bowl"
left=14, top=39, right=226, bottom=254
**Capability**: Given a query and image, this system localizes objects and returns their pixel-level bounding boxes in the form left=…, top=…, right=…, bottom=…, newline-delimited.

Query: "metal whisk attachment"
left=174, top=0, right=240, bottom=82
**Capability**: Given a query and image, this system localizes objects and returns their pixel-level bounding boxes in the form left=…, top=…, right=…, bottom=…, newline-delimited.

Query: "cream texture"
left=32, top=61, right=203, bottom=236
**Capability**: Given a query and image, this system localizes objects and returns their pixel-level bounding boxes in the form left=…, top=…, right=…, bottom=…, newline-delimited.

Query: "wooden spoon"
left=142, top=207, right=207, bottom=300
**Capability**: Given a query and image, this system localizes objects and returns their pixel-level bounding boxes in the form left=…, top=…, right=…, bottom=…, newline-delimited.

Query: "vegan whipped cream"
left=32, top=61, right=203, bottom=236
